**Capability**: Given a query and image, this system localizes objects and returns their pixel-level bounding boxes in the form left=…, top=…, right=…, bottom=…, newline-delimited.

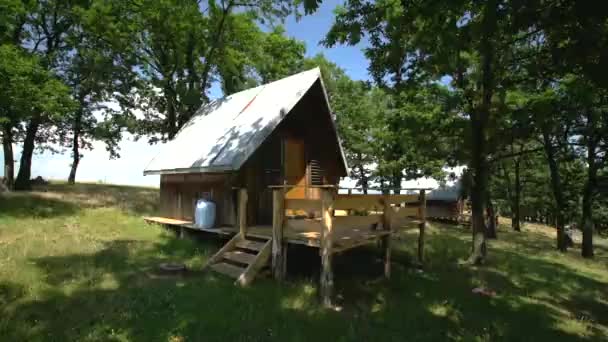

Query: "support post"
left=320, top=189, right=334, bottom=307
left=238, top=188, right=248, bottom=238
left=272, top=188, right=286, bottom=280
left=382, top=196, right=393, bottom=279
left=418, top=190, right=427, bottom=264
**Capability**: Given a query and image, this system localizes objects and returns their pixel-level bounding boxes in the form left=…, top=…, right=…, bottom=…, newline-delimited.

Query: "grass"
left=0, top=182, right=607, bottom=341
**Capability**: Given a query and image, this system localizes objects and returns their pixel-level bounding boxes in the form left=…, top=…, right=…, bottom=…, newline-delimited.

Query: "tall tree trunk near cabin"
left=391, top=173, right=401, bottom=195
left=469, top=132, right=489, bottom=263
left=581, top=133, right=598, bottom=258
left=14, top=116, right=41, bottom=190
left=68, top=113, right=82, bottom=184
left=468, top=0, right=496, bottom=264
left=542, top=127, right=568, bottom=251
left=2, top=123, right=15, bottom=189
left=512, top=158, right=521, bottom=232
left=164, top=81, right=178, bottom=139
left=356, top=153, right=369, bottom=195
left=199, top=3, right=233, bottom=94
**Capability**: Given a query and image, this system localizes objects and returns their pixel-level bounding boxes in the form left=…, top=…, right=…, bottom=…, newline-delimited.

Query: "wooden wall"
left=426, top=200, right=462, bottom=219
left=159, top=173, right=236, bottom=226
left=275, top=79, right=345, bottom=201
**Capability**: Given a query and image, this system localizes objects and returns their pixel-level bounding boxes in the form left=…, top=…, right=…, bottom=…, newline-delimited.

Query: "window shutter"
left=309, top=159, right=324, bottom=186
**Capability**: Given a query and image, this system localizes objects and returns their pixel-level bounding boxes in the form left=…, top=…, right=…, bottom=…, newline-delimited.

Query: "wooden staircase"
left=205, top=234, right=272, bottom=286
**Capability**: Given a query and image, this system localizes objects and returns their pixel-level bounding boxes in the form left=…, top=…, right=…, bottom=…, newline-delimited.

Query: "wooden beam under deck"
left=143, top=216, right=390, bottom=253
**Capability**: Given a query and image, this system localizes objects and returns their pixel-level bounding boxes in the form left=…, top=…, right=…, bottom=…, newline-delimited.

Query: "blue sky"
left=1, top=2, right=441, bottom=189
left=284, top=0, right=370, bottom=80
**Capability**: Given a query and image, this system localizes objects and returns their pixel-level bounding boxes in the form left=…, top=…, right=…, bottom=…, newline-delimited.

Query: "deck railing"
left=236, top=185, right=428, bottom=307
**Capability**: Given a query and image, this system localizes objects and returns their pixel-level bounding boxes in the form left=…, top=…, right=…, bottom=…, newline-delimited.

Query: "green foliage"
left=0, top=44, right=74, bottom=134
left=130, top=0, right=305, bottom=141
left=255, top=26, right=306, bottom=84
left=332, top=78, right=377, bottom=190
left=322, top=0, right=608, bottom=256
left=302, top=53, right=346, bottom=98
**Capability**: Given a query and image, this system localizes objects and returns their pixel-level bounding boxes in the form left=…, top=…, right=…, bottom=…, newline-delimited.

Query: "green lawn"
left=1, top=183, right=607, bottom=341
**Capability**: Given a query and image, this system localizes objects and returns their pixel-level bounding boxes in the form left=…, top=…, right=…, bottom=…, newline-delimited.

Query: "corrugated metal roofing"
left=144, top=68, right=348, bottom=175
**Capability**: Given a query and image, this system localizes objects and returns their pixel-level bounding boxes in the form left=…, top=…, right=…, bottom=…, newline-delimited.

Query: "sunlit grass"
left=0, top=182, right=607, bottom=341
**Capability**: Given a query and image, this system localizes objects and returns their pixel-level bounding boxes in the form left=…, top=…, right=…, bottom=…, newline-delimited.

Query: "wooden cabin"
left=144, top=68, right=347, bottom=227
left=425, top=184, right=465, bottom=223
left=143, top=69, right=427, bottom=306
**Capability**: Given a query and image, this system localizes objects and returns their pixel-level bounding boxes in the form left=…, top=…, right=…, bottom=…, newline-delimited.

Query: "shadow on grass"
left=1, top=225, right=606, bottom=341
left=0, top=193, right=80, bottom=218
left=1, top=182, right=159, bottom=219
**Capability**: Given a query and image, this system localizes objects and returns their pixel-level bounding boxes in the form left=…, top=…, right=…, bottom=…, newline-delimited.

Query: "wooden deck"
left=144, top=216, right=391, bottom=253
left=145, top=189, right=428, bottom=303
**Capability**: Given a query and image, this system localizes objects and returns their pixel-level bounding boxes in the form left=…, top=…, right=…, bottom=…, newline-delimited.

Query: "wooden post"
left=382, top=196, right=393, bottom=279
left=272, top=188, right=286, bottom=280
left=418, top=190, right=427, bottom=264
left=320, top=189, right=334, bottom=307
left=177, top=191, right=182, bottom=219
left=238, top=188, right=248, bottom=237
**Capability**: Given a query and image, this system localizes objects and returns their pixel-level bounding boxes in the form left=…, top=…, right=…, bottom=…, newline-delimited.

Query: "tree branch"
left=488, top=147, right=544, bottom=164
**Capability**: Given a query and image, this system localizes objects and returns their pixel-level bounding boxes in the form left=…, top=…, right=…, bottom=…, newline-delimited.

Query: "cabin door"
left=284, top=136, right=307, bottom=199
left=256, top=136, right=282, bottom=225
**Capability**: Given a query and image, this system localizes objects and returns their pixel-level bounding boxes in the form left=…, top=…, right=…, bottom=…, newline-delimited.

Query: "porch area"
left=144, top=186, right=428, bottom=306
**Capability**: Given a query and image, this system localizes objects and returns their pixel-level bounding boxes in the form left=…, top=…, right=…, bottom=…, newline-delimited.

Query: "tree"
left=562, top=76, right=608, bottom=258
left=131, top=0, right=300, bottom=142
left=323, top=0, right=527, bottom=263
left=332, top=78, right=378, bottom=193
left=0, top=46, right=73, bottom=189
left=302, top=53, right=347, bottom=100
left=61, top=1, right=140, bottom=184
left=10, top=0, right=84, bottom=190
left=0, top=46, right=75, bottom=189
left=534, top=1, right=608, bottom=257
left=255, top=26, right=305, bottom=84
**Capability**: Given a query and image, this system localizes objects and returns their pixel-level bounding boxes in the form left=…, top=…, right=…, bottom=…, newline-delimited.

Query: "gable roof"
left=144, top=68, right=348, bottom=175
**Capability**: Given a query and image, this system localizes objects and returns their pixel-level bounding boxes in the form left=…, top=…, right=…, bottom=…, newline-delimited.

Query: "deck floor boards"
left=144, top=216, right=391, bottom=252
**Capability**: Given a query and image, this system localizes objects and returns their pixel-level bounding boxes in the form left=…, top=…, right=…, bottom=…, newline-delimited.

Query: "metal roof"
left=426, top=182, right=462, bottom=201
left=143, top=68, right=348, bottom=175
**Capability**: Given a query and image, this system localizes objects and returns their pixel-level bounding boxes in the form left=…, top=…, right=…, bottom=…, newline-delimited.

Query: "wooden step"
left=223, top=250, right=256, bottom=265
left=235, top=239, right=266, bottom=252
left=211, top=262, right=246, bottom=279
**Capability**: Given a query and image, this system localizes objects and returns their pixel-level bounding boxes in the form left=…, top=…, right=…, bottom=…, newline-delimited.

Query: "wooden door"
left=284, top=137, right=307, bottom=199
left=257, top=136, right=282, bottom=224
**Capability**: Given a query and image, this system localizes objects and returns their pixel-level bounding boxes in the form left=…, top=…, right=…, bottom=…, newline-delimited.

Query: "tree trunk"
left=581, top=175, right=595, bottom=258
left=486, top=193, right=497, bottom=239
left=67, top=117, right=81, bottom=184
left=581, top=129, right=598, bottom=258
left=356, top=153, right=369, bottom=195
left=468, top=0, right=496, bottom=264
left=2, top=123, right=15, bottom=190
left=469, top=136, right=488, bottom=264
left=542, top=126, right=568, bottom=251
left=14, top=116, right=41, bottom=190
left=165, top=81, right=178, bottom=140
left=512, top=158, right=521, bottom=232
left=68, top=131, right=80, bottom=184
left=391, top=173, right=401, bottom=195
